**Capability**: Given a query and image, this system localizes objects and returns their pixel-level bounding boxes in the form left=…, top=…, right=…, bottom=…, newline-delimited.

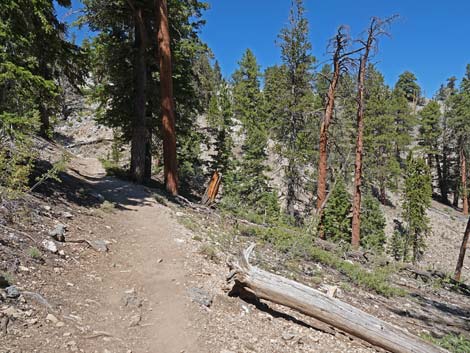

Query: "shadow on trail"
left=31, top=159, right=160, bottom=211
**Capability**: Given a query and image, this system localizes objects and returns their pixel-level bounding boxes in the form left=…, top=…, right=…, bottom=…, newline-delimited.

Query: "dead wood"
left=227, top=244, right=447, bottom=353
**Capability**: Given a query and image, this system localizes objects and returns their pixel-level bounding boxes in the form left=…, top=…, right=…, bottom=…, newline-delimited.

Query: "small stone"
left=58, top=250, right=66, bottom=257
left=157, top=258, right=163, bottom=263
left=42, top=239, right=58, bottom=253
left=128, top=313, right=141, bottom=327
left=188, top=287, right=212, bottom=308
left=62, top=211, right=73, bottom=219
left=27, top=318, right=38, bottom=325
left=63, top=332, right=72, bottom=337
left=42, top=205, right=52, bottom=211
left=3, top=306, right=22, bottom=318
left=89, top=240, right=108, bottom=252
left=46, top=313, right=59, bottom=324
left=18, top=265, right=30, bottom=272
left=5, top=286, right=20, bottom=299
left=49, top=224, right=66, bottom=242
left=282, top=332, right=296, bottom=341
left=56, top=321, right=65, bottom=327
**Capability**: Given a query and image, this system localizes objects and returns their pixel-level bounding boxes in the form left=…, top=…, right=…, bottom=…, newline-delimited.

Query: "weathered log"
left=228, top=245, right=447, bottom=353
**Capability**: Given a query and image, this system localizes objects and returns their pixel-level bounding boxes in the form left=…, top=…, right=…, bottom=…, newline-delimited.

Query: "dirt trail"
left=68, top=157, right=207, bottom=353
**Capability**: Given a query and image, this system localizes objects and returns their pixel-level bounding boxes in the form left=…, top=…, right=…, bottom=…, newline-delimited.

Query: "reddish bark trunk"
left=351, top=21, right=376, bottom=249
left=130, top=6, right=148, bottom=183
left=201, top=171, right=222, bottom=206
left=461, top=148, right=468, bottom=215
left=316, top=66, right=338, bottom=209
left=454, top=216, right=470, bottom=281
left=316, top=31, right=344, bottom=238
left=156, top=0, right=178, bottom=195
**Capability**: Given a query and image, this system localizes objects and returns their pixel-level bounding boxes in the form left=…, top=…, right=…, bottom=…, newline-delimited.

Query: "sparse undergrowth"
left=239, top=224, right=405, bottom=297
left=422, top=333, right=470, bottom=353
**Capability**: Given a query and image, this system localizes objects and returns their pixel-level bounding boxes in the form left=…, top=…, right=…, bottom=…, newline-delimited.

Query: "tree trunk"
left=316, top=49, right=341, bottom=218
left=156, top=0, right=178, bottom=195
left=454, top=216, right=470, bottom=281
left=228, top=245, right=446, bottom=353
left=130, top=6, right=148, bottom=183
left=460, top=148, right=468, bottom=214
left=435, top=154, right=449, bottom=204
left=201, top=171, right=222, bottom=206
left=351, top=19, right=378, bottom=249
left=351, top=55, right=367, bottom=248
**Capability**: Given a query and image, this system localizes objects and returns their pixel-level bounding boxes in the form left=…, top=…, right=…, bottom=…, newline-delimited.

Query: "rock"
left=128, top=313, right=141, bottom=327
left=58, top=249, right=66, bottom=257
left=18, top=265, right=30, bottom=272
left=5, top=286, right=20, bottom=299
left=188, top=287, right=212, bottom=308
left=157, top=258, right=163, bottom=263
left=46, top=313, right=59, bottom=324
left=49, top=224, right=66, bottom=242
left=282, top=332, right=296, bottom=341
left=42, top=205, right=52, bottom=211
left=56, top=321, right=65, bottom=328
left=89, top=240, right=108, bottom=252
left=42, top=239, right=58, bottom=254
left=62, top=211, right=73, bottom=219
left=2, top=306, right=22, bottom=318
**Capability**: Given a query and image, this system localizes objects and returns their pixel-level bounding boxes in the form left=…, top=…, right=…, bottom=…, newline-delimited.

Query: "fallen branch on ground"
left=227, top=244, right=447, bottom=353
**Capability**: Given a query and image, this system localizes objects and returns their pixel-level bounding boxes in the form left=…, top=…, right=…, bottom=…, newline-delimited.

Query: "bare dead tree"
left=316, top=26, right=360, bottom=238
left=455, top=216, right=470, bottom=281
left=351, top=16, right=397, bottom=248
left=156, top=0, right=178, bottom=195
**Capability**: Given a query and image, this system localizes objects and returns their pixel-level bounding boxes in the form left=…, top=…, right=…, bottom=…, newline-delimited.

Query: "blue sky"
left=57, top=0, right=470, bottom=97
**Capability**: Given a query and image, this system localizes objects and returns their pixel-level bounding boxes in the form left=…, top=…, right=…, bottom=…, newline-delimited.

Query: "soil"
left=1, top=127, right=470, bottom=353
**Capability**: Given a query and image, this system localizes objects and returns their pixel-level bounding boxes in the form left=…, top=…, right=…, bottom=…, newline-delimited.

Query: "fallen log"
left=227, top=244, right=447, bottom=353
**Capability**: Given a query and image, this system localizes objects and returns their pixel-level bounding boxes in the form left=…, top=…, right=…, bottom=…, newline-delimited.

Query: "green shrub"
left=422, top=334, right=470, bottom=353
left=28, top=246, right=42, bottom=259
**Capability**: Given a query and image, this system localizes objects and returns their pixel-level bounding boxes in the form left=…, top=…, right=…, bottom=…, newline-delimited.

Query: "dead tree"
left=201, top=171, right=222, bottom=206
left=228, top=245, right=446, bottom=353
left=317, top=27, right=358, bottom=237
left=454, top=216, right=470, bottom=281
left=351, top=16, right=396, bottom=248
left=156, top=0, right=178, bottom=195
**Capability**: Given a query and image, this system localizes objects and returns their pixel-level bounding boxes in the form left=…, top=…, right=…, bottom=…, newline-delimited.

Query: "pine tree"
left=402, top=154, right=432, bottom=263
left=1, top=0, right=84, bottom=192
left=449, top=64, right=470, bottom=214
left=390, top=87, right=415, bottom=164
left=435, top=77, right=459, bottom=204
left=418, top=100, right=441, bottom=179
left=223, top=49, right=278, bottom=218
left=265, top=0, right=316, bottom=223
left=322, top=179, right=351, bottom=243
left=360, top=192, right=386, bottom=252
left=207, top=79, right=234, bottom=176
left=395, top=71, right=421, bottom=104
left=84, top=0, right=208, bottom=188
left=363, top=65, right=400, bottom=204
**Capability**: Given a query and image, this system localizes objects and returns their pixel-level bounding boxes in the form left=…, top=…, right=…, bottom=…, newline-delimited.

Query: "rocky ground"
left=1, top=105, right=470, bottom=353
